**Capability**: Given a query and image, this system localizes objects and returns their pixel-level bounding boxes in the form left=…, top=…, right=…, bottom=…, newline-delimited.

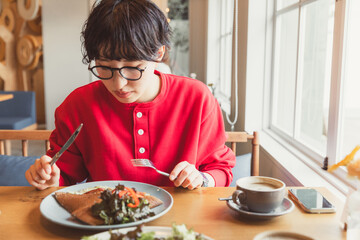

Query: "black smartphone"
left=288, top=188, right=336, bottom=213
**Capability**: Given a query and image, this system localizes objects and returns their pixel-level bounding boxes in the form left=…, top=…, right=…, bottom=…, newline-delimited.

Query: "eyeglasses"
left=88, top=65, right=147, bottom=81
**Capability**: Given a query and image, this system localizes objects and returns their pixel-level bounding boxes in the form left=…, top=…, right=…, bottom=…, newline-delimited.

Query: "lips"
left=114, top=90, right=132, bottom=99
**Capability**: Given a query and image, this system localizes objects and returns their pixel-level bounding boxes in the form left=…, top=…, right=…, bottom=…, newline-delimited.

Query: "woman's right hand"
left=25, top=155, right=60, bottom=190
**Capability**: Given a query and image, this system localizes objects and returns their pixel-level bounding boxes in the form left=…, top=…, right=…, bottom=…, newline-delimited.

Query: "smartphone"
left=288, top=188, right=336, bottom=213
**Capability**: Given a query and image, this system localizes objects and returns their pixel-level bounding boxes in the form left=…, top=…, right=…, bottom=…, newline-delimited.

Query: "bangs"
left=96, top=35, right=157, bottom=62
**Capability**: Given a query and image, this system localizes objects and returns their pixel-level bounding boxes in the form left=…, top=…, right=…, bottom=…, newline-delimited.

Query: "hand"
left=25, top=155, right=60, bottom=190
left=169, top=161, right=203, bottom=190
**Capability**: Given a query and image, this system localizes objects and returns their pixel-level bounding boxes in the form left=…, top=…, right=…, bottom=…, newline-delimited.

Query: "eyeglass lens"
left=91, top=66, right=143, bottom=80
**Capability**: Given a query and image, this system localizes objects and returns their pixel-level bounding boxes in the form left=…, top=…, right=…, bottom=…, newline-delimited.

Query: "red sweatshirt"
left=47, top=71, right=235, bottom=187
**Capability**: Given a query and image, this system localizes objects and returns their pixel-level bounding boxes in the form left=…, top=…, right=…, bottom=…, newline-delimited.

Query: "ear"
left=155, top=45, right=166, bottom=62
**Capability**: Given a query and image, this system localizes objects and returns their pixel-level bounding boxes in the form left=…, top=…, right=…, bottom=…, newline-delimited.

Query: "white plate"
left=40, top=181, right=173, bottom=230
left=226, top=197, right=294, bottom=220
left=253, top=230, right=315, bottom=240
left=81, top=226, right=214, bottom=240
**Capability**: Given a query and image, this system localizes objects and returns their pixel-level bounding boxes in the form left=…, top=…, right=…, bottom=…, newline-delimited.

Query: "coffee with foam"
left=232, top=176, right=286, bottom=213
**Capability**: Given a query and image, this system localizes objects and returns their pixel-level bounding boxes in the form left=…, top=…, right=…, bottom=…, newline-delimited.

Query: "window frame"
left=268, top=0, right=356, bottom=189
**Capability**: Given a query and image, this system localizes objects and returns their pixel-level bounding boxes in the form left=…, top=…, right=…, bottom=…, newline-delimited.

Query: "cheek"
left=132, top=81, right=147, bottom=93
left=101, top=80, right=113, bottom=91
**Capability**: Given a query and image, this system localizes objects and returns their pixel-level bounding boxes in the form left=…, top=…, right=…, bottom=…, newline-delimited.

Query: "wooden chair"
left=225, top=131, right=259, bottom=176
left=0, top=129, right=259, bottom=176
left=0, top=130, right=52, bottom=156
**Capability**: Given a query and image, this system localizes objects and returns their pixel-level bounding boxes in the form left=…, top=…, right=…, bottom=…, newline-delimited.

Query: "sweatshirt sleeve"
left=196, top=93, right=236, bottom=187
left=46, top=99, right=88, bottom=186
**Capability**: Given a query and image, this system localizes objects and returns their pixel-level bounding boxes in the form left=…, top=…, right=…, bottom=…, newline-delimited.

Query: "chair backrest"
left=0, top=129, right=260, bottom=175
left=0, top=91, right=37, bottom=130
left=225, top=131, right=259, bottom=176
left=0, top=91, right=36, bottom=118
left=0, top=130, right=52, bottom=156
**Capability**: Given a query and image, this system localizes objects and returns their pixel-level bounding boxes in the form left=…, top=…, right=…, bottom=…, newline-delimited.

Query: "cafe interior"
left=0, top=0, right=359, bottom=239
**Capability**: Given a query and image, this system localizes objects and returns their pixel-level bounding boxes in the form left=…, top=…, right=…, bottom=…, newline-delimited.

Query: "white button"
left=139, top=147, right=145, bottom=153
left=136, top=112, right=143, bottom=118
left=138, top=129, right=144, bottom=135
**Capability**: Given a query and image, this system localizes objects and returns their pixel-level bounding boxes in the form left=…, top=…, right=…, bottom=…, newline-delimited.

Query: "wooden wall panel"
left=0, top=0, right=44, bottom=124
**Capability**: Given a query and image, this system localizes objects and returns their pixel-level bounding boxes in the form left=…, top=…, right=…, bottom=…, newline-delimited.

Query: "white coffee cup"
left=232, top=176, right=286, bottom=213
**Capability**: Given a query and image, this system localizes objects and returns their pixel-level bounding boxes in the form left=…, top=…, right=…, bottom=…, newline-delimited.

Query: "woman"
left=25, top=0, right=235, bottom=190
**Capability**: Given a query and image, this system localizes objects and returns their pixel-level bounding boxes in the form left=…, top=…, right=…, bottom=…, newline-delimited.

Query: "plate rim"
left=40, top=180, right=174, bottom=230
left=83, top=226, right=214, bottom=240
left=226, top=197, right=294, bottom=218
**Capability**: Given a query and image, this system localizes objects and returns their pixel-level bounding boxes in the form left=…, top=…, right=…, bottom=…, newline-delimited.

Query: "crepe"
left=144, top=195, right=164, bottom=209
left=54, top=190, right=102, bottom=213
left=54, top=188, right=163, bottom=225
left=71, top=205, right=104, bottom=225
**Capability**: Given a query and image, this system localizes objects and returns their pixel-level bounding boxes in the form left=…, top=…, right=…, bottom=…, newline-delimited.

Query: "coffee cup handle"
left=232, top=190, right=247, bottom=207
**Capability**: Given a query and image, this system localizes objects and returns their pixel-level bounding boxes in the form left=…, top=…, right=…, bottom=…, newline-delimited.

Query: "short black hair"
left=81, top=0, right=172, bottom=64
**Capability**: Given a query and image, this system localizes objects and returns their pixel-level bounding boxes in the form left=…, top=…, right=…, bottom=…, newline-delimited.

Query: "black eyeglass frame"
left=88, top=65, right=147, bottom=81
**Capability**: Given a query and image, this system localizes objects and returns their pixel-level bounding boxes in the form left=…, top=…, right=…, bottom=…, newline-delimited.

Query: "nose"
left=112, top=71, right=128, bottom=89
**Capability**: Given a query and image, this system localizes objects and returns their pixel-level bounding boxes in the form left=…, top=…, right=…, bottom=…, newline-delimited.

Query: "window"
left=338, top=0, right=360, bottom=170
left=270, top=0, right=360, bottom=186
left=272, top=0, right=335, bottom=159
left=206, top=0, right=235, bottom=115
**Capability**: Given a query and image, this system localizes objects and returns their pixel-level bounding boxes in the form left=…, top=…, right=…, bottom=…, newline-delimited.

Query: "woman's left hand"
left=169, top=161, right=204, bottom=190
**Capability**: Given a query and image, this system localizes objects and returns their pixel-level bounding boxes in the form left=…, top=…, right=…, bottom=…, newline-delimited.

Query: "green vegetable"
left=81, top=224, right=205, bottom=240
left=91, top=184, right=155, bottom=225
left=168, top=223, right=204, bottom=240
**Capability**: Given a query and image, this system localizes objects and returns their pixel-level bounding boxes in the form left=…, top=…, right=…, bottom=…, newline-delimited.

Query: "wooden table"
left=0, top=94, right=14, bottom=102
left=0, top=186, right=346, bottom=240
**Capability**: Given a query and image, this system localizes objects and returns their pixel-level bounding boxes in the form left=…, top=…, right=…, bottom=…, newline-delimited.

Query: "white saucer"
left=226, top=197, right=294, bottom=220
left=253, top=230, right=315, bottom=240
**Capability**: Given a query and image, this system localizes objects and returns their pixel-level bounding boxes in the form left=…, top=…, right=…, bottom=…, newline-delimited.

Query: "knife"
left=50, top=123, right=83, bottom=166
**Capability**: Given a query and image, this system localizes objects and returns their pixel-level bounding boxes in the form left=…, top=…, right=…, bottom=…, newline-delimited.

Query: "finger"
left=48, top=164, right=61, bottom=185
left=25, top=169, right=35, bottom=185
left=181, top=170, right=200, bottom=188
left=39, top=156, right=52, bottom=174
left=169, top=161, right=189, bottom=181
left=174, top=164, right=196, bottom=187
left=27, top=166, right=46, bottom=187
left=187, top=174, right=203, bottom=190
left=30, top=165, right=46, bottom=184
left=35, top=159, right=51, bottom=181
left=51, top=163, right=60, bottom=176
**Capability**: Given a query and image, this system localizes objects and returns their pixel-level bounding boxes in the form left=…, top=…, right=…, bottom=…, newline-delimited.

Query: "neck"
left=138, top=73, right=161, bottom=103
left=148, top=74, right=161, bottom=101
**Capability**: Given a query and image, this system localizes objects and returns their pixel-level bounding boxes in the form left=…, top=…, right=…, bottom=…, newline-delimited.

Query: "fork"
left=131, top=159, right=170, bottom=177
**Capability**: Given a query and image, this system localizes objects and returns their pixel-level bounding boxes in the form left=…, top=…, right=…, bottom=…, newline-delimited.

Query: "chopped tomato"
left=118, top=190, right=128, bottom=198
left=125, top=187, right=140, bottom=208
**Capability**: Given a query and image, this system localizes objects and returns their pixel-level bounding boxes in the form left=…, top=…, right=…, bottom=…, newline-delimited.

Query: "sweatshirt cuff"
left=204, top=169, right=232, bottom=187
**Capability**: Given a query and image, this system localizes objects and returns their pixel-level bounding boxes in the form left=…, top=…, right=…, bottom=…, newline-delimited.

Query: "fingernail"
left=169, top=175, right=175, bottom=181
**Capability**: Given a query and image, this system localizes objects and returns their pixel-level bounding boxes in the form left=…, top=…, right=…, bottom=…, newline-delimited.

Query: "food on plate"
left=54, top=184, right=163, bottom=225
left=81, top=223, right=206, bottom=240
